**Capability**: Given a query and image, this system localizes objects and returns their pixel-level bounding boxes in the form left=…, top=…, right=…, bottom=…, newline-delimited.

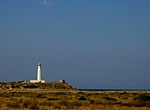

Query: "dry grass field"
left=0, top=89, right=150, bottom=110
left=0, top=82, right=150, bottom=109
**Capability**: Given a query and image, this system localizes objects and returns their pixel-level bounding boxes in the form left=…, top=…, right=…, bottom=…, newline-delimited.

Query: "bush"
left=79, top=96, right=86, bottom=100
left=47, top=97, right=58, bottom=100
left=58, top=100, right=81, bottom=109
left=7, top=101, right=21, bottom=108
left=131, top=94, right=150, bottom=107
left=90, top=99, right=95, bottom=104
left=24, top=84, right=38, bottom=89
left=59, top=99, right=68, bottom=106
left=70, top=100, right=82, bottom=107
left=23, top=99, right=31, bottom=108
left=55, top=92, right=66, bottom=95
left=105, top=97, right=117, bottom=102
left=40, top=101, right=53, bottom=107
left=36, top=93, right=46, bottom=98
left=103, top=97, right=117, bottom=105
left=30, top=100, right=39, bottom=110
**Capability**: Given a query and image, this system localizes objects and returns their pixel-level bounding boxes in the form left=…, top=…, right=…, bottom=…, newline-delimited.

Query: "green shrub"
left=90, top=99, right=95, bottom=104
left=103, top=97, right=117, bottom=105
left=24, top=84, right=38, bottom=89
left=79, top=96, right=86, bottom=100
left=36, top=93, right=46, bottom=98
left=47, top=97, right=58, bottom=100
left=131, top=94, right=150, bottom=107
left=55, top=92, right=66, bottom=95
left=105, top=97, right=117, bottom=101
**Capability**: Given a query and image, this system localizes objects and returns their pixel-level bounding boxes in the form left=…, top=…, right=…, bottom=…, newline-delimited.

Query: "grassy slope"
left=0, top=82, right=76, bottom=91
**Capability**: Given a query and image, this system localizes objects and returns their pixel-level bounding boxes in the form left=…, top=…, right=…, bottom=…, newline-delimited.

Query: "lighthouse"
left=37, top=63, right=42, bottom=81
left=30, top=63, right=45, bottom=83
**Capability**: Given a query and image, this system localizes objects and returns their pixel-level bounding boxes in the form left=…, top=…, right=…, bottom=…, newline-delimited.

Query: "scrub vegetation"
left=0, top=83, right=150, bottom=109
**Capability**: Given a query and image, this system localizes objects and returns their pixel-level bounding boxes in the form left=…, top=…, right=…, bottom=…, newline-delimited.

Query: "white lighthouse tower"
left=37, top=63, right=42, bottom=81
left=30, top=63, right=45, bottom=83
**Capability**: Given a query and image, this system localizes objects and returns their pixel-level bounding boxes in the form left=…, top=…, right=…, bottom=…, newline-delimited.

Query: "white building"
left=30, top=63, right=45, bottom=83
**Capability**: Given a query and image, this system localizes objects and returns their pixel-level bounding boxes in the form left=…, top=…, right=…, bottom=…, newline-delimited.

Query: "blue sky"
left=0, top=0, right=150, bottom=89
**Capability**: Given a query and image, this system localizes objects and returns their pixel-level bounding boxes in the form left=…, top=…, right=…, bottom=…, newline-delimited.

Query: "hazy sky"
left=0, top=0, right=150, bottom=89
